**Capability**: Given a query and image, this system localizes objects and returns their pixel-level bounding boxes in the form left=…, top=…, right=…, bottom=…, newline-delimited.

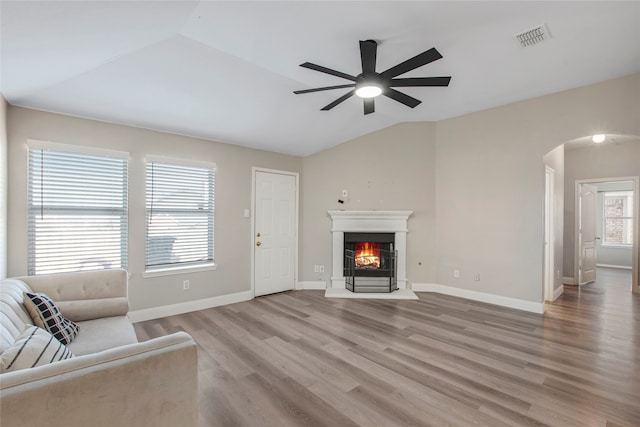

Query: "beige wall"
left=563, top=139, right=640, bottom=278
left=434, top=73, right=639, bottom=302
left=6, top=73, right=640, bottom=312
left=0, top=95, right=7, bottom=279
left=300, top=122, right=437, bottom=284
left=7, top=106, right=302, bottom=310
left=543, top=144, right=564, bottom=292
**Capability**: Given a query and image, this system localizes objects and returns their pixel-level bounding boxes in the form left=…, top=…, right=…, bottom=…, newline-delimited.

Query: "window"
left=28, top=143, right=128, bottom=275
left=145, top=159, right=215, bottom=272
left=603, top=191, right=633, bottom=246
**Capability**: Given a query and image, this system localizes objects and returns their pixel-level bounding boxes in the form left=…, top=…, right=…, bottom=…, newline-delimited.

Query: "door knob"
left=256, top=241, right=262, bottom=246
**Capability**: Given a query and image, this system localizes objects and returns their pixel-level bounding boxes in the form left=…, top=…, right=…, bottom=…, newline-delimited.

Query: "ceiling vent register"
left=514, top=24, right=551, bottom=48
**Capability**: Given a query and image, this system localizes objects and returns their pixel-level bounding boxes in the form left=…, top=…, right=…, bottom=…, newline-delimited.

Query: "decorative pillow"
left=1, top=326, right=75, bottom=372
left=23, top=292, right=79, bottom=345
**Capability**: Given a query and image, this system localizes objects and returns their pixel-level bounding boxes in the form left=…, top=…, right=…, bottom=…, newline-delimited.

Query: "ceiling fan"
left=294, top=40, right=451, bottom=115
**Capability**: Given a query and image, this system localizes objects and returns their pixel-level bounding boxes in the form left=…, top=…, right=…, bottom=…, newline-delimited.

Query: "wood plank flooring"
left=135, top=271, right=640, bottom=426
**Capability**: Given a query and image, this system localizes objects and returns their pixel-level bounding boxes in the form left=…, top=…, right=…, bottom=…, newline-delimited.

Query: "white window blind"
left=28, top=146, right=128, bottom=275
left=145, top=160, right=215, bottom=271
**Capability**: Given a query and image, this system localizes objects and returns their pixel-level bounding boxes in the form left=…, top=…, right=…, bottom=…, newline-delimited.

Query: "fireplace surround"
left=328, top=210, right=412, bottom=291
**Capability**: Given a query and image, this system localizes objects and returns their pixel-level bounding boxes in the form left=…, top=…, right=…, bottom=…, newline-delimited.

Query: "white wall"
left=7, top=106, right=302, bottom=311
left=301, top=122, right=437, bottom=285
left=435, top=73, right=639, bottom=303
left=0, top=95, right=7, bottom=279
left=564, top=143, right=640, bottom=275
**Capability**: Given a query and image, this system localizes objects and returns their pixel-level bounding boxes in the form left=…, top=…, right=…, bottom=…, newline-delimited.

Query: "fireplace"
left=344, top=232, right=397, bottom=293
left=328, top=210, right=412, bottom=293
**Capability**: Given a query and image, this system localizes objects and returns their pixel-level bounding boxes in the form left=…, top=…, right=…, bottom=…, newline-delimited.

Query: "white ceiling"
left=1, top=1, right=639, bottom=156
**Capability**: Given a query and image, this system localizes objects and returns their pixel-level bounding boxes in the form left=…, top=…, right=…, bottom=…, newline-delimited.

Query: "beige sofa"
left=0, top=269, right=198, bottom=427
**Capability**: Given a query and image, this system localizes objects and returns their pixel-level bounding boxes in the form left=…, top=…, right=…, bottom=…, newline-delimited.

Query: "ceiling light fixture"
left=592, top=134, right=606, bottom=143
left=355, top=84, right=382, bottom=98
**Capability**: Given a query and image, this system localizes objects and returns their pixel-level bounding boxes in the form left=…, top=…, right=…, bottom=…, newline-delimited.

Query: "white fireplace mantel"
left=328, top=210, right=413, bottom=290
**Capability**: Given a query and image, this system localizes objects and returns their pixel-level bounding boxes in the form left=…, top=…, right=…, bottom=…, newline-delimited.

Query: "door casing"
left=544, top=166, right=556, bottom=301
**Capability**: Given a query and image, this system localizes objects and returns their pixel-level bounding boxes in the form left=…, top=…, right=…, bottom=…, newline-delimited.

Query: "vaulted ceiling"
left=2, top=1, right=639, bottom=156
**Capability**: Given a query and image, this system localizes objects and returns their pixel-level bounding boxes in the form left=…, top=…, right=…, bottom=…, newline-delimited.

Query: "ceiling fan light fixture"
left=294, top=39, right=451, bottom=114
left=355, top=84, right=382, bottom=98
left=592, top=134, right=606, bottom=143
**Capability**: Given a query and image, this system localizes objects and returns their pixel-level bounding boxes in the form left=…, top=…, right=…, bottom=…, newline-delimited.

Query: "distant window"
left=28, top=143, right=129, bottom=275
left=603, top=191, right=633, bottom=246
left=145, top=159, right=215, bottom=271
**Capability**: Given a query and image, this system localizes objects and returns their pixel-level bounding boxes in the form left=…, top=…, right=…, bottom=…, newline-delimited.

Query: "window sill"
left=142, top=263, right=217, bottom=278
left=601, top=244, right=632, bottom=249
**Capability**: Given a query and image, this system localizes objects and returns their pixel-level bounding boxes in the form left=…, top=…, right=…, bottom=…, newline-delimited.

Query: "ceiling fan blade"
left=360, top=40, right=377, bottom=75
left=321, top=90, right=356, bottom=111
left=294, top=84, right=355, bottom=94
left=363, top=98, right=375, bottom=115
left=380, top=48, right=443, bottom=79
left=389, top=76, right=451, bottom=87
left=300, top=62, right=357, bottom=81
left=384, top=88, right=421, bottom=108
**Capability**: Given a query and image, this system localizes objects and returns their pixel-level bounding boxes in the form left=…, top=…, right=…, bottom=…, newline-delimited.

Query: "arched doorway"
left=543, top=134, right=640, bottom=301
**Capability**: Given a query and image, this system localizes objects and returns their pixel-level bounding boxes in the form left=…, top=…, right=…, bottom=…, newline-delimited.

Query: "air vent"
left=514, top=24, right=551, bottom=48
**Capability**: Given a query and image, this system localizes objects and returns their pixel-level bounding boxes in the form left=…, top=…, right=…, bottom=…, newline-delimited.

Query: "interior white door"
left=254, top=171, right=296, bottom=297
left=579, top=183, right=598, bottom=284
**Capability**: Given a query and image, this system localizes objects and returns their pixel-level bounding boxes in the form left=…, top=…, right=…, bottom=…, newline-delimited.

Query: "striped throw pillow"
left=0, top=326, right=75, bottom=372
left=23, top=292, right=79, bottom=345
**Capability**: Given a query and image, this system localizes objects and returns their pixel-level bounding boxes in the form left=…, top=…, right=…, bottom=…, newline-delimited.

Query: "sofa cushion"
left=23, top=292, right=79, bottom=345
left=0, top=279, right=35, bottom=354
left=57, top=297, right=129, bottom=322
left=67, top=316, right=138, bottom=356
left=1, top=326, right=75, bottom=373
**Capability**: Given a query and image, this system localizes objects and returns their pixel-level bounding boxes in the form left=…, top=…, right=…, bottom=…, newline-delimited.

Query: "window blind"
left=145, top=160, right=215, bottom=270
left=28, top=147, right=128, bottom=275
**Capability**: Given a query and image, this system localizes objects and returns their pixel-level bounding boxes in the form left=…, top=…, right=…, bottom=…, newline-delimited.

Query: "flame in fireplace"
left=355, top=242, right=380, bottom=269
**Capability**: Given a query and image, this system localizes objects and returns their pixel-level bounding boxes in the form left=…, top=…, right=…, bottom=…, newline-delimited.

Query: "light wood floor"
left=135, top=272, right=640, bottom=427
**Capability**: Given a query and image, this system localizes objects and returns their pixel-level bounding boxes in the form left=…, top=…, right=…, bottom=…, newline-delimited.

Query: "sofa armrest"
left=16, top=269, right=129, bottom=320
left=0, top=331, right=198, bottom=427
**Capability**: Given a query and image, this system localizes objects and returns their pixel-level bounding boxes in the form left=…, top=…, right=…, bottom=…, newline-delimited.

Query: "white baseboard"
left=553, top=285, right=564, bottom=301
left=297, top=281, right=327, bottom=290
left=128, top=290, right=253, bottom=323
left=597, top=264, right=632, bottom=270
left=411, top=283, right=544, bottom=314
left=562, top=277, right=575, bottom=285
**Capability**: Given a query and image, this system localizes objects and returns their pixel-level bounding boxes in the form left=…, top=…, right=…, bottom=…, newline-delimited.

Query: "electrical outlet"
left=319, top=265, right=325, bottom=273
left=453, top=269, right=460, bottom=278
left=183, top=280, right=190, bottom=290
left=314, top=265, right=319, bottom=273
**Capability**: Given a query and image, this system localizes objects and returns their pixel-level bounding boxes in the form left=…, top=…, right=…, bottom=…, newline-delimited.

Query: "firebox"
left=344, top=232, right=397, bottom=292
